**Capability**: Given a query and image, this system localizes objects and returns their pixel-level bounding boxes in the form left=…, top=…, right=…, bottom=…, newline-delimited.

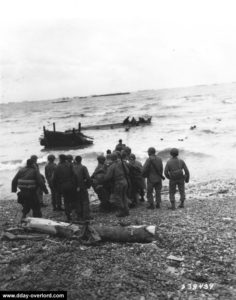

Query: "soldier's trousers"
left=169, top=179, right=185, bottom=204
left=147, top=181, right=162, bottom=206
left=62, top=190, right=75, bottom=220
left=114, top=182, right=129, bottom=214
left=75, top=189, right=90, bottom=220
left=19, top=189, right=42, bottom=218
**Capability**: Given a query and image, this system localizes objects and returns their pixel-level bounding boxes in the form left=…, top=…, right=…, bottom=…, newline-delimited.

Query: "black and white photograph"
left=0, top=0, right=235, bottom=299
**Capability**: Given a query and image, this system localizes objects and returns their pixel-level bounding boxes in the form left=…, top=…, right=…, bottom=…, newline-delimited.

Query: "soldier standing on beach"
left=45, top=154, right=62, bottom=211
left=73, top=156, right=92, bottom=221
left=142, top=147, right=164, bottom=209
left=164, top=148, right=190, bottom=210
left=53, top=154, right=76, bottom=222
left=105, top=152, right=130, bottom=217
left=11, top=158, right=48, bottom=220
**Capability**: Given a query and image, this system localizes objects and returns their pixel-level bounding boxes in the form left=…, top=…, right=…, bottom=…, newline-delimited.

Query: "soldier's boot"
left=178, top=201, right=184, bottom=208
left=168, top=201, right=176, bottom=210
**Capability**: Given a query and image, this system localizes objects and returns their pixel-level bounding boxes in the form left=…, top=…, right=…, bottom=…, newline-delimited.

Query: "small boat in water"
left=40, top=123, right=93, bottom=149
left=81, top=116, right=152, bottom=131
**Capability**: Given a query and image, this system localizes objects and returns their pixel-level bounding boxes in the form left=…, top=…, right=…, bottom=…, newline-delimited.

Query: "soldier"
left=12, top=159, right=48, bottom=220
left=164, top=148, right=190, bottom=209
left=91, top=155, right=111, bottom=211
left=66, top=154, right=74, bottom=165
left=128, top=153, right=145, bottom=206
left=45, top=154, right=62, bottom=211
left=53, top=154, right=76, bottom=222
left=105, top=152, right=130, bottom=217
left=115, top=139, right=126, bottom=152
left=73, top=156, right=92, bottom=221
left=30, top=154, right=47, bottom=207
left=142, top=147, right=164, bottom=209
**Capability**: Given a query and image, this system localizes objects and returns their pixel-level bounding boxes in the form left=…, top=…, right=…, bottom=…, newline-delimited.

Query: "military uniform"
left=73, top=163, right=91, bottom=221
left=12, top=165, right=48, bottom=219
left=164, top=157, right=190, bottom=208
left=142, top=154, right=163, bottom=208
left=105, top=159, right=130, bottom=217
left=53, top=162, right=76, bottom=221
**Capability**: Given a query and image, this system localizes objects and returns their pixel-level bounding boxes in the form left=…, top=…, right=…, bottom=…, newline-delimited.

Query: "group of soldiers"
left=11, top=139, right=190, bottom=222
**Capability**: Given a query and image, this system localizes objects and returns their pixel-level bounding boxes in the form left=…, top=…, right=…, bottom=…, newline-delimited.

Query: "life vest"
left=17, top=179, right=37, bottom=190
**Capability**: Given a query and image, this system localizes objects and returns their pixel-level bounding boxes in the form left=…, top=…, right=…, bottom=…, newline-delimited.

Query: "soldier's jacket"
left=45, top=162, right=57, bottom=186
left=73, top=163, right=91, bottom=190
left=53, top=162, right=74, bottom=191
left=142, top=155, right=163, bottom=183
left=12, top=166, right=47, bottom=193
left=164, top=157, right=190, bottom=182
left=105, top=160, right=129, bottom=185
left=91, top=163, right=107, bottom=186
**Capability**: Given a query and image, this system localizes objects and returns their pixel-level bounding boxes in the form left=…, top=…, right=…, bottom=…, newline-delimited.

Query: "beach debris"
left=1, top=231, right=47, bottom=241
left=167, top=255, right=184, bottom=262
left=218, top=189, right=229, bottom=194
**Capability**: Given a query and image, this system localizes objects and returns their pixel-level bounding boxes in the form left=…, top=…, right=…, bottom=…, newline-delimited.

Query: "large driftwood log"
left=23, top=218, right=156, bottom=243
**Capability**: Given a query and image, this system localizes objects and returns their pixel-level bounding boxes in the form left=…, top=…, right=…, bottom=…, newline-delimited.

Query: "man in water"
left=164, top=148, right=190, bottom=209
left=12, top=158, right=48, bottom=220
left=73, top=156, right=91, bottom=221
left=142, top=147, right=164, bottom=209
left=105, top=152, right=130, bottom=217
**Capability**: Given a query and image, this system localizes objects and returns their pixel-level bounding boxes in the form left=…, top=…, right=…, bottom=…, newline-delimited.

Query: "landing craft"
left=80, top=116, right=152, bottom=131
left=40, top=123, right=93, bottom=149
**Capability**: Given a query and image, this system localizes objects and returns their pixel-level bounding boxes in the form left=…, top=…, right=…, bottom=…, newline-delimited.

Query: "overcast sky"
left=0, top=0, right=236, bottom=103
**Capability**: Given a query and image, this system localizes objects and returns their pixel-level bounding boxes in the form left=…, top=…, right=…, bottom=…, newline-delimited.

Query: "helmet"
left=66, top=154, right=73, bottom=161
left=47, top=154, right=55, bottom=161
left=110, top=152, right=118, bottom=161
left=170, top=148, right=179, bottom=157
left=97, top=155, right=106, bottom=163
left=148, top=147, right=156, bottom=155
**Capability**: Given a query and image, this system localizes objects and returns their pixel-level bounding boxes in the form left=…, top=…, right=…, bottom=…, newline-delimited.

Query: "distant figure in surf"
left=142, top=147, right=164, bottom=209
left=164, top=148, right=190, bottom=210
left=11, top=159, right=48, bottom=220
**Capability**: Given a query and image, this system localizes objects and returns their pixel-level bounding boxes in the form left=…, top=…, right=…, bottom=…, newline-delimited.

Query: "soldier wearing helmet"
left=142, top=147, right=164, bottom=209
left=164, top=148, right=190, bottom=209
left=105, top=151, right=130, bottom=217
left=45, top=154, right=62, bottom=211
